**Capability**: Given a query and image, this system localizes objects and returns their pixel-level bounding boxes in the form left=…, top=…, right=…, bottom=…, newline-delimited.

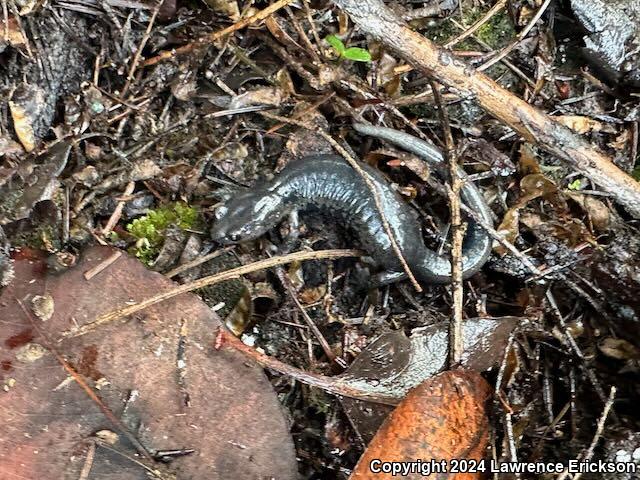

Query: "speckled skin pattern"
left=210, top=126, right=493, bottom=284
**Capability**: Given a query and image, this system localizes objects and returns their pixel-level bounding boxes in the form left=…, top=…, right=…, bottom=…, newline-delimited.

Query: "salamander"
left=210, top=124, right=493, bottom=284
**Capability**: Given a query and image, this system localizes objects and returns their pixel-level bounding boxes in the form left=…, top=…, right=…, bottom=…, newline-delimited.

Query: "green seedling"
left=567, top=179, right=582, bottom=191
left=325, top=34, right=372, bottom=62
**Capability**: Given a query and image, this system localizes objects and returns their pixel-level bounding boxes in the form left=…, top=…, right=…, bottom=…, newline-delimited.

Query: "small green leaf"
left=343, top=47, right=372, bottom=62
left=325, top=34, right=345, bottom=55
left=567, top=179, right=582, bottom=190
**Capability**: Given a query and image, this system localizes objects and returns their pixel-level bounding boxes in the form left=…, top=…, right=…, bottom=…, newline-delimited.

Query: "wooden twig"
left=276, top=267, right=343, bottom=367
left=101, top=181, right=135, bottom=236
left=2, top=0, right=9, bottom=42
left=265, top=92, right=335, bottom=135
left=121, top=0, right=162, bottom=97
left=545, top=290, right=609, bottom=405
left=216, top=328, right=399, bottom=405
left=556, top=386, right=617, bottom=480
left=260, top=111, right=423, bottom=292
left=62, top=249, right=360, bottom=339
left=332, top=0, right=640, bottom=218
left=478, top=0, right=552, bottom=72
left=83, top=251, right=123, bottom=280
left=164, top=247, right=233, bottom=278
left=78, top=440, right=96, bottom=480
left=430, top=79, right=464, bottom=365
left=142, top=0, right=295, bottom=67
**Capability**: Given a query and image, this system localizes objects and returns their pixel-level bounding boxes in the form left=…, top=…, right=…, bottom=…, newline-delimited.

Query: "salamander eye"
left=214, top=206, right=228, bottom=220
left=229, top=233, right=240, bottom=242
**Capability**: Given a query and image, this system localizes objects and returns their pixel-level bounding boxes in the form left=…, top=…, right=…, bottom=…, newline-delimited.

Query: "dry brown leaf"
left=518, top=143, right=542, bottom=175
left=229, top=86, right=286, bottom=109
left=495, top=174, right=558, bottom=255
left=341, top=318, right=520, bottom=443
left=565, top=191, right=611, bottom=231
left=608, top=129, right=630, bottom=151
left=9, top=100, right=36, bottom=152
left=0, top=246, right=297, bottom=479
left=265, top=15, right=304, bottom=52
left=299, top=285, right=327, bottom=304
left=0, top=16, right=27, bottom=48
left=384, top=150, right=431, bottom=182
left=555, top=115, right=617, bottom=134
left=598, top=338, right=640, bottom=360
left=201, top=0, right=239, bottom=20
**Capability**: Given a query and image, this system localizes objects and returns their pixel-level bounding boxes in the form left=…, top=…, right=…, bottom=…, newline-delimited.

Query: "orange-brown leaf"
left=350, top=369, right=492, bottom=480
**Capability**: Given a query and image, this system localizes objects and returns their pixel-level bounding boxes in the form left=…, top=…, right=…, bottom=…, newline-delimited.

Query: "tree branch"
left=332, top=0, right=640, bottom=218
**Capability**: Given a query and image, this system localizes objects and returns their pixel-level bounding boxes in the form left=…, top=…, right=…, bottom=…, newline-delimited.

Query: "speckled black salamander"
left=210, top=124, right=493, bottom=284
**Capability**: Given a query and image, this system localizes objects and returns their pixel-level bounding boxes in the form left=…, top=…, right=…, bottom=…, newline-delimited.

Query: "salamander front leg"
left=281, top=210, right=300, bottom=251
left=370, top=270, right=409, bottom=287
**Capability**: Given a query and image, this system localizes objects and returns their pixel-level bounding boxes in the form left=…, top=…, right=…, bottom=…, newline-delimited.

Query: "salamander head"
left=210, top=191, right=287, bottom=244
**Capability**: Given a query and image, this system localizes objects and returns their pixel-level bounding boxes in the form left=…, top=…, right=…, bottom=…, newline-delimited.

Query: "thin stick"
left=332, top=0, right=640, bottom=218
left=142, top=0, right=295, bottom=67
left=83, top=251, right=123, bottom=280
left=62, top=249, right=360, bottom=339
left=478, top=0, right=552, bottom=72
left=101, top=181, right=135, bottom=236
left=265, top=92, right=335, bottom=135
left=121, top=0, right=162, bottom=97
left=556, top=386, right=616, bottom=480
left=165, top=247, right=233, bottom=278
left=276, top=267, right=343, bottom=367
left=216, top=328, right=399, bottom=405
left=2, top=0, right=9, bottom=42
left=430, top=79, right=464, bottom=364
left=260, top=111, right=423, bottom=292
left=78, top=440, right=96, bottom=480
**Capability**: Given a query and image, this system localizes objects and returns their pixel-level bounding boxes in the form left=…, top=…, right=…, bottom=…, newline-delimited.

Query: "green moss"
left=126, top=202, right=198, bottom=264
left=475, top=11, right=514, bottom=49
left=633, top=166, right=640, bottom=181
left=421, top=6, right=514, bottom=50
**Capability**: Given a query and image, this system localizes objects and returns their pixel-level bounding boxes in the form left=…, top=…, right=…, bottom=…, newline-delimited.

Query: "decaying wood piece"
left=332, top=0, right=640, bottom=218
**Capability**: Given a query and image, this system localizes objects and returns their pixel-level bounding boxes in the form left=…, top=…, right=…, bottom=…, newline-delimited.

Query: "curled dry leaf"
left=555, top=115, right=617, bottom=134
left=0, top=246, right=297, bottom=479
left=565, top=191, right=611, bottom=231
left=341, top=317, right=520, bottom=443
left=349, top=370, right=491, bottom=480
left=265, top=15, right=304, bottom=52
left=598, top=338, right=640, bottom=360
left=495, top=173, right=558, bottom=255
left=229, top=86, right=287, bottom=109
left=201, top=0, right=240, bottom=21
left=225, top=283, right=252, bottom=335
left=0, top=16, right=27, bottom=50
left=381, top=149, right=431, bottom=182
left=9, top=84, right=46, bottom=152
